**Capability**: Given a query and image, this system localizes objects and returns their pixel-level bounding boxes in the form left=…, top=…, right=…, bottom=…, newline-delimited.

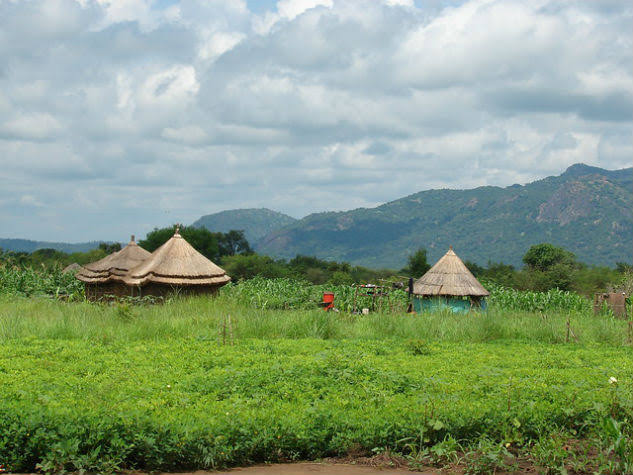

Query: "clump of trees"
left=0, top=242, right=122, bottom=269
left=465, top=243, right=628, bottom=295
left=221, top=253, right=397, bottom=284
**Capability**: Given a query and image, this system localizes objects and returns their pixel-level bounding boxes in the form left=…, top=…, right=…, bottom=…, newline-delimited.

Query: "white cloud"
left=254, top=0, right=333, bottom=34
left=0, top=0, right=630, bottom=242
left=385, top=0, right=414, bottom=6
left=139, top=65, right=200, bottom=106
left=1, top=113, right=63, bottom=141
left=277, top=0, right=333, bottom=20
left=198, top=31, right=245, bottom=61
left=161, top=125, right=208, bottom=145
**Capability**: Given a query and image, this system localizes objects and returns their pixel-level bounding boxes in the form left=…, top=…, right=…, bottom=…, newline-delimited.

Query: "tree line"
left=1, top=225, right=630, bottom=295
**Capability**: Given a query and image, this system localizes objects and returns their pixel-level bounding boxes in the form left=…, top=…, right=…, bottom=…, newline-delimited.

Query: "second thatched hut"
left=76, top=236, right=151, bottom=300
left=412, top=246, right=489, bottom=313
left=124, top=229, right=231, bottom=297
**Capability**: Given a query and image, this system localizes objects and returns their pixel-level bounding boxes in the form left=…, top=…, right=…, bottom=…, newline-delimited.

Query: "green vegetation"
left=221, top=254, right=397, bottom=285
left=4, top=224, right=630, bottom=297
left=485, top=283, right=591, bottom=313
left=466, top=243, right=627, bottom=296
left=2, top=258, right=628, bottom=319
left=400, top=247, right=431, bottom=278
left=0, top=265, right=84, bottom=300
left=1, top=236, right=631, bottom=472
left=1, top=294, right=629, bottom=345
left=0, top=296, right=631, bottom=473
left=0, top=243, right=120, bottom=269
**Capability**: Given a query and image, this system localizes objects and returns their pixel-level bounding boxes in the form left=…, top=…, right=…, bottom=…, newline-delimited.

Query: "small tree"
left=522, top=243, right=578, bottom=291
left=402, top=248, right=431, bottom=278
left=98, top=242, right=122, bottom=254
left=217, top=230, right=252, bottom=257
left=522, top=243, right=576, bottom=271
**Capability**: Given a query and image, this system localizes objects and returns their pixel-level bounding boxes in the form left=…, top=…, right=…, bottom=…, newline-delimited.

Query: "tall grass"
left=0, top=295, right=627, bottom=345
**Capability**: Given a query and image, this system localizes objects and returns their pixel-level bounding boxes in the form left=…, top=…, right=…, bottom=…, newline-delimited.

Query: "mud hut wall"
left=84, top=282, right=134, bottom=301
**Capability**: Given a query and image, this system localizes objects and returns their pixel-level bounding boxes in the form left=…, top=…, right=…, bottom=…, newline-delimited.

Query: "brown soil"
left=167, top=463, right=434, bottom=474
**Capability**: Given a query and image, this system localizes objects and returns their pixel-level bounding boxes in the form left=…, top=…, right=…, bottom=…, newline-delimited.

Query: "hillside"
left=192, top=208, right=297, bottom=243
left=0, top=239, right=108, bottom=255
left=255, top=164, right=632, bottom=268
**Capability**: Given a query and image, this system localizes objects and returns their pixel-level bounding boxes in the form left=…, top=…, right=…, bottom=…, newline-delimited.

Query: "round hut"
left=76, top=236, right=151, bottom=300
left=124, top=229, right=231, bottom=297
left=412, top=246, right=489, bottom=313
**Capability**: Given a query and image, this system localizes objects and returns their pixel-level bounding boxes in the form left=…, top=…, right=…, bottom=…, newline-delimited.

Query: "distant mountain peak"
left=563, top=163, right=607, bottom=177
left=192, top=208, right=297, bottom=244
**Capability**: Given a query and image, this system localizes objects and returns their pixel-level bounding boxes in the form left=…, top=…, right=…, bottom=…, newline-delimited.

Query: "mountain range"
left=196, top=163, right=632, bottom=268
left=0, top=239, right=106, bottom=255
left=193, top=208, right=297, bottom=244
left=2, top=164, right=631, bottom=269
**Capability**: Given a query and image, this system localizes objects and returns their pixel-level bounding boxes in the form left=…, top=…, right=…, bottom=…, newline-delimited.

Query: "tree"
left=521, top=244, right=578, bottom=291
left=29, top=248, right=70, bottom=268
left=402, top=248, right=431, bottom=278
left=522, top=243, right=576, bottom=271
left=98, top=242, right=122, bottom=254
left=217, top=230, right=252, bottom=257
left=221, top=254, right=289, bottom=281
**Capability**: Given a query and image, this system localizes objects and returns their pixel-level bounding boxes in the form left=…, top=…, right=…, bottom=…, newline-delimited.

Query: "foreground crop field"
left=0, top=296, right=631, bottom=474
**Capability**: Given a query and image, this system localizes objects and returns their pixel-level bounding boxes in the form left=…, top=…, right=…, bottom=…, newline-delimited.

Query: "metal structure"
left=351, top=283, right=391, bottom=314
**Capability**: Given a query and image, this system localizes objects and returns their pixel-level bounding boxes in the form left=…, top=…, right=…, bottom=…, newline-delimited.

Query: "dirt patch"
left=166, top=463, right=431, bottom=474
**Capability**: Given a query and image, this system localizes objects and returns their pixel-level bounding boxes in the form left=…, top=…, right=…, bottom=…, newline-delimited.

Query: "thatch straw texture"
left=62, top=262, right=81, bottom=274
left=124, top=230, right=230, bottom=287
left=413, top=247, right=489, bottom=297
left=76, top=237, right=150, bottom=284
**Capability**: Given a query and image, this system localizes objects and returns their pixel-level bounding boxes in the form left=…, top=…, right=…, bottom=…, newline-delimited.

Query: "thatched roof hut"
left=76, top=236, right=151, bottom=284
left=413, top=247, right=489, bottom=297
left=124, top=229, right=230, bottom=296
left=412, top=247, right=488, bottom=313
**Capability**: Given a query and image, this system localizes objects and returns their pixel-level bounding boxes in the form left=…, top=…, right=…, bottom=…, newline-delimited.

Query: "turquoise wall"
left=413, top=296, right=486, bottom=313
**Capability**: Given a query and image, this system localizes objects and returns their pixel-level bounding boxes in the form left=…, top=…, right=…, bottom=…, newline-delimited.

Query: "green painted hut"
left=412, top=246, right=489, bottom=313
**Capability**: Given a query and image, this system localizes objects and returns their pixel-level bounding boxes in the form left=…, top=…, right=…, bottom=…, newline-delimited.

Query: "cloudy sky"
left=1, top=0, right=631, bottom=242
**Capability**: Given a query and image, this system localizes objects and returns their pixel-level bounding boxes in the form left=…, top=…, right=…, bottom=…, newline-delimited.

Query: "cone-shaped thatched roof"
left=124, top=229, right=231, bottom=287
left=413, top=247, right=489, bottom=297
left=76, top=236, right=151, bottom=283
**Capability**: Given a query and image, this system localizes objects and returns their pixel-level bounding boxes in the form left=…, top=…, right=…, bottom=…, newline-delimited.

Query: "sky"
left=0, top=0, right=631, bottom=243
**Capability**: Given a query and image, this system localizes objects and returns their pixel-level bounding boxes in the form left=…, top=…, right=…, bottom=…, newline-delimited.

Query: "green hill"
left=0, top=239, right=106, bottom=254
left=255, top=164, right=632, bottom=268
left=192, top=208, right=297, bottom=244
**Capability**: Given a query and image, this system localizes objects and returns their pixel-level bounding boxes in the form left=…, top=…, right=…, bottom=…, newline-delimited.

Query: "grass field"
left=0, top=296, right=631, bottom=474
